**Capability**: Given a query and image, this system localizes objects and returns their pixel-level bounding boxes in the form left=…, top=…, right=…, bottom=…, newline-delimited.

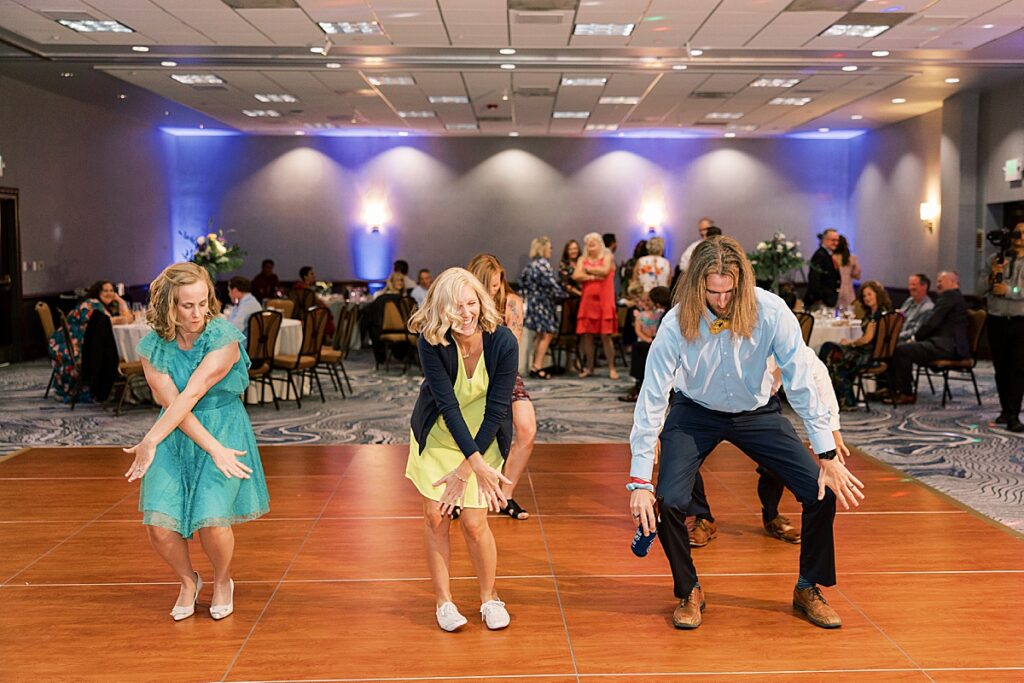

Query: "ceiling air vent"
left=512, top=11, right=566, bottom=24
left=791, top=89, right=825, bottom=94
left=515, top=87, right=556, bottom=97
left=784, top=0, right=860, bottom=11
left=477, top=115, right=514, bottom=122
left=508, top=0, right=579, bottom=10
left=192, top=85, right=228, bottom=91
left=693, top=121, right=728, bottom=127
left=690, top=91, right=736, bottom=99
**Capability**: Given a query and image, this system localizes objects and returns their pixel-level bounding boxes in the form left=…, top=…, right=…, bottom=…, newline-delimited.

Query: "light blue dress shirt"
left=227, top=293, right=262, bottom=337
left=630, top=287, right=836, bottom=481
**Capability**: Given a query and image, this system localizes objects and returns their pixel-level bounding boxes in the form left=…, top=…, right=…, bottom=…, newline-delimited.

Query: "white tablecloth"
left=113, top=318, right=303, bottom=361
left=808, top=318, right=861, bottom=351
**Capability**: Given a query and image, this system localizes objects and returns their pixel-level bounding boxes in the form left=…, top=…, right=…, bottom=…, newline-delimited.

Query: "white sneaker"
left=480, top=599, right=510, bottom=630
left=436, top=601, right=468, bottom=632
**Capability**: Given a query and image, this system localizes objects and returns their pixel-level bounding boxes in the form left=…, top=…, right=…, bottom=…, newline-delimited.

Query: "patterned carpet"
left=1, top=352, right=1022, bottom=532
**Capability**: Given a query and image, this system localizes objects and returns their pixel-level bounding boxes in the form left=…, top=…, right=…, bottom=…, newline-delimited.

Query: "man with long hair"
left=628, top=236, right=865, bottom=630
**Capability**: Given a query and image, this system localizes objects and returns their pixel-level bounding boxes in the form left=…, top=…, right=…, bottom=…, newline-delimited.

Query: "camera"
left=986, top=227, right=1013, bottom=253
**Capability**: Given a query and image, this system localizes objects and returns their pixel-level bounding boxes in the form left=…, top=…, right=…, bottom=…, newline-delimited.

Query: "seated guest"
left=818, top=280, right=892, bottom=408
left=289, top=266, right=329, bottom=317
left=88, top=280, right=134, bottom=325
left=226, top=276, right=262, bottom=337
left=411, top=268, right=432, bottom=306
left=887, top=271, right=969, bottom=405
left=251, top=259, right=281, bottom=301
left=393, top=259, right=416, bottom=292
left=374, top=272, right=408, bottom=300
left=898, top=273, right=935, bottom=342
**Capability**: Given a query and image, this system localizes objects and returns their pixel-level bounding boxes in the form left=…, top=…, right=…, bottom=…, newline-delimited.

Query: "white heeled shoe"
left=170, top=572, right=202, bottom=622
left=210, top=579, right=234, bottom=621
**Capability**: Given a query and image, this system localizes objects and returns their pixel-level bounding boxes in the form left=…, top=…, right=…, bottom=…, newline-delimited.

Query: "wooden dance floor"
left=1, top=443, right=1022, bottom=682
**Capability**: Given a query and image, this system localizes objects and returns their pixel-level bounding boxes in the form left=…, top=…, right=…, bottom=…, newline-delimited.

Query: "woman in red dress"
left=573, top=232, right=619, bottom=379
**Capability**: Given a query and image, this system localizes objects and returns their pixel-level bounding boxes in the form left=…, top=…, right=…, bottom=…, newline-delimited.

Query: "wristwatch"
left=818, top=449, right=838, bottom=460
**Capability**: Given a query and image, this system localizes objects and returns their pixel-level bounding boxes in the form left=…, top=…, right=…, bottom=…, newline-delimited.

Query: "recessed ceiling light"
left=117, top=94, right=127, bottom=100
left=509, top=132, right=520, bottom=137
left=585, top=124, right=619, bottom=131
left=724, top=132, right=736, bottom=138
left=242, top=110, right=281, bottom=117
left=818, top=127, right=830, bottom=132
left=672, top=64, right=688, bottom=70
left=501, top=94, right=509, bottom=101
left=171, top=74, right=224, bottom=85
left=319, top=21, right=382, bottom=35
left=750, top=78, right=801, bottom=88
left=982, top=24, right=995, bottom=29
left=706, top=112, right=744, bottom=120
left=500, top=63, right=516, bottom=70
left=562, top=77, right=607, bottom=86
left=310, top=46, right=327, bottom=54
left=821, top=24, right=891, bottom=38
left=944, top=77, right=961, bottom=84
left=727, top=124, right=758, bottom=132
left=599, top=96, right=640, bottom=105
left=428, top=95, right=469, bottom=104
left=398, top=131, right=409, bottom=136
left=842, top=65, right=859, bottom=72
left=364, top=57, right=383, bottom=64
left=689, top=48, right=704, bottom=57
left=325, top=63, right=341, bottom=69
left=398, top=110, right=435, bottom=118
left=871, top=50, right=890, bottom=57
left=255, top=94, right=298, bottom=103
left=553, top=111, right=590, bottom=119
left=59, top=71, right=74, bottom=78
left=573, top=23, right=635, bottom=36
left=891, top=97, right=906, bottom=104
left=851, top=114, right=863, bottom=120
left=499, top=48, right=516, bottom=55
left=57, top=19, right=133, bottom=33
left=446, top=123, right=479, bottom=131
left=160, top=60, right=177, bottom=67
left=294, top=131, right=305, bottom=136
left=769, top=97, right=811, bottom=106
left=131, top=45, right=149, bottom=52
left=368, top=76, right=415, bottom=86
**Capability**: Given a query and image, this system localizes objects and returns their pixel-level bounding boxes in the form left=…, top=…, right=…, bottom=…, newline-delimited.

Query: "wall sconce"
left=361, top=198, right=389, bottom=234
left=639, top=200, right=667, bottom=235
left=919, top=202, right=938, bottom=233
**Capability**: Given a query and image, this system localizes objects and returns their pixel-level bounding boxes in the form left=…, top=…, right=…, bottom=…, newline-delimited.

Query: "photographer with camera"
left=986, top=222, right=1024, bottom=433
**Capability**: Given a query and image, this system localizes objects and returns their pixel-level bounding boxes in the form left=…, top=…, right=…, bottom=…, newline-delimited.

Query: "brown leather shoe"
left=687, top=518, right=717, bottom=548
left=792, top=586, right=842, bottom=629
left=672, top=586, right=705, bottom=629
left=884, top=392, right=917, bottom=405
left=764, top=515, right=801, bottom=544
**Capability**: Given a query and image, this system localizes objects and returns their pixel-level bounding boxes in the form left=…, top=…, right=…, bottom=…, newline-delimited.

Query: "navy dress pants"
left=656, top=392, right=837, bottom=599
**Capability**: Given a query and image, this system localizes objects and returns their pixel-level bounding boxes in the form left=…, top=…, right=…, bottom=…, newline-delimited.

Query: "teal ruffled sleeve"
left=136, top=332, right=175, bottom=374
left=200, top=319, right=251, bottom=393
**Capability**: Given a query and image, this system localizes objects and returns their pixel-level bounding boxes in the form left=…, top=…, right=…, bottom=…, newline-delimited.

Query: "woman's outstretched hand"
left=468, top=452, right=512, bottom=512
left=209, top=443, right=252, bottom=479
left=123, top=440, right=157, bottom=483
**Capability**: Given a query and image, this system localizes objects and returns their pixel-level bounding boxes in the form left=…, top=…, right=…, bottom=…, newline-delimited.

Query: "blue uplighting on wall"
left=159, top=126, right=242, bottom=137
left=786, top=129, right=867, bottom=140
left=350, top=229, right=393, bottom=283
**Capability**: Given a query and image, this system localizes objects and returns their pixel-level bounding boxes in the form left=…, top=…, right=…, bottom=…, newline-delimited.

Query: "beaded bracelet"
left=454, top=472, right=468, bottom=483
left=625, top=482, right=654, bottom=492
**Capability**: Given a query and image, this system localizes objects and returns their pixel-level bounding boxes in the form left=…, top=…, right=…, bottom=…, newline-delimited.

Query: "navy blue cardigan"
left=410, top=326, right=518, bottom=459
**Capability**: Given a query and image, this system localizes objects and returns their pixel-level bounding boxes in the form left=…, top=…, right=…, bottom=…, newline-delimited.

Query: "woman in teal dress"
left=123, top=262, right=269, bottom=622
left=406, top=268, right=518, bottom=632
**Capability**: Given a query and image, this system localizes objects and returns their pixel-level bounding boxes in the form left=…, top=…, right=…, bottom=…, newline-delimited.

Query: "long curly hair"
left=674, top=236, right=758, bottom=341
left=407, top=267, right=501, bottom=346
left=857, top=280, right=892, bottom=315
left=467, top=253, right=508, bottom=323
left=146, top=262, right=221, bottom=341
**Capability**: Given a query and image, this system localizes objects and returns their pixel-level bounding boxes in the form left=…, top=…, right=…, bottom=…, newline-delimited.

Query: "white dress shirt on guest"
left=227, top=292, right=262, bottom=336
left=411, top=285, right=428, bottom=306
left=677, top=239, right=702, bottom=273
left=629, top=288, right=836, bottom=481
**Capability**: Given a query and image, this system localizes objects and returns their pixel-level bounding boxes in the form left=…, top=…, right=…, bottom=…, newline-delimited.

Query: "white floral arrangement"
left=315, top=280, right=334, bottom=296
left=181, top=224, right=245, bottom=277
left=747, top=232, right=805, bottom=292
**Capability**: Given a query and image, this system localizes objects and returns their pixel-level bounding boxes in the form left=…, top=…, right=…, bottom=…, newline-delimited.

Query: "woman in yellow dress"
left=406, top=268, right=518, bottom=632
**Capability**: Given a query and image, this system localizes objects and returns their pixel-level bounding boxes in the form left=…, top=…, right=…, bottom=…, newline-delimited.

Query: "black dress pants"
left=988, top=315, right=1024, bottom=421
left=657, top=392, right=836, bottom=599
left=689, top=466, right=786, bottom=526
left=890, top=339, right=954, bottom=395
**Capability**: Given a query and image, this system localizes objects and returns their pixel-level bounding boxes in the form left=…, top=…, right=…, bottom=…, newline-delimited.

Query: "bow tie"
left=710, top=318, right=731, bottom=335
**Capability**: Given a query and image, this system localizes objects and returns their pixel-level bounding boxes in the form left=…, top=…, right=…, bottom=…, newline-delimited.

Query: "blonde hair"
left=647, top=236, right=665, bottom=256
left=146, top=262, right=221, bottom=341
left=384, top=271, right=406, bottom=293
left=529, top=236, right=551, bottom=259
left=466, top=253, right=507, bottom=323
left=408, top=267, right=502, bottom=345
left=674, top=236, right=757, bottom=341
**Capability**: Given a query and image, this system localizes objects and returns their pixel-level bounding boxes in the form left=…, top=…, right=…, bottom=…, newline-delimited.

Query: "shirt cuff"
left=629, top=454, right=655, bottom=482
left=808, top=429, right=837, bottom=455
